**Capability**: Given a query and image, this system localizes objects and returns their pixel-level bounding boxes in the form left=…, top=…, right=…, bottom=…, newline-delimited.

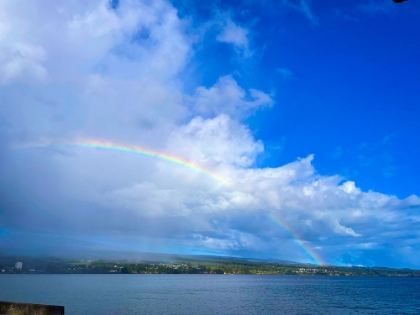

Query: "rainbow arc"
left=15, top=137, right=327, bottom=265
left=268, top=214, right=326, bottom=266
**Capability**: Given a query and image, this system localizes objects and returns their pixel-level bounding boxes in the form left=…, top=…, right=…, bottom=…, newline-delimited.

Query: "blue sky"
left=180, top=0, right=420, bottom=198
left=0, top=0, right=419, bottom=268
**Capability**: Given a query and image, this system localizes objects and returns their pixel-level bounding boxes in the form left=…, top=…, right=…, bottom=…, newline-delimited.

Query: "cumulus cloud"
left=0, top=0, right=419, bottom=267
left=167, top=114, right=264, bottom=169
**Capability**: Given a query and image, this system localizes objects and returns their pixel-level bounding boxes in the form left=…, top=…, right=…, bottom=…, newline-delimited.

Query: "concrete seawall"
left=0, top=301, right=64, bottom=315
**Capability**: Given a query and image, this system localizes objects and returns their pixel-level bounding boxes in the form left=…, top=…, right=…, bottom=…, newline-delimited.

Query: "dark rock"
left=0, top=301, right=64, bottom=315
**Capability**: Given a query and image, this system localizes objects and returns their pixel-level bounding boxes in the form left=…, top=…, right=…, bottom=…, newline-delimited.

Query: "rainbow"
left=268, top=213, right=326, bottom=266
left=15, top=138, right=326, bottom=265
left=18, top=138, right=228, bottom=185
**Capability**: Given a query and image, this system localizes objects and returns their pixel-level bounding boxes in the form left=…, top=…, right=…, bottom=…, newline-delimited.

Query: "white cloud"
left=0, top=43, right=47, bottom=84
left=340, top=181, right=360, bottom=194
left=330, top=220, right=361, bottom=237
left=167, top=114, right=263, bottom=169
left=0, top=1, right=51, bottom=84
left=0, top=0, right=419, bottom=266
left=192, top=76, right=273, bottom=118
left=0, top=0, right=191, bottom=84
left=216, top=19, right=251, bottom=57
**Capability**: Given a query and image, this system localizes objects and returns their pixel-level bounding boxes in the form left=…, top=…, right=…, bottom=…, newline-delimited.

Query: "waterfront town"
left=1, top=256, right=419, bottom=277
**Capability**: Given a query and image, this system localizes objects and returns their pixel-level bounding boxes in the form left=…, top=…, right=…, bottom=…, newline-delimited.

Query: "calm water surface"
left=1, top=275, right=420, bottom=314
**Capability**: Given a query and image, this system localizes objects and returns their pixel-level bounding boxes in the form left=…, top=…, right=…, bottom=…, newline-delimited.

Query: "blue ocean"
left=1, top=274, right=420, bottom=314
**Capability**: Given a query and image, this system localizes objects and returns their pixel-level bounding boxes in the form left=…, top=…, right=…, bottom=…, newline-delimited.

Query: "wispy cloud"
left=276, top=67, right=294, bottom=80
left=216, top=19, right=252, bottom=57
left=382, top=133, right=396, bottom=145
left=357, top=136, right=398, bottom=177
left=357, top=0, right=394, bottom=16
left=331, top=146, right=343, bottom=159
left=331, top=8, right=360, bottom=23
left=191, top=75, right=273, bottom=118
left=283, top=0, right=319, bottom=25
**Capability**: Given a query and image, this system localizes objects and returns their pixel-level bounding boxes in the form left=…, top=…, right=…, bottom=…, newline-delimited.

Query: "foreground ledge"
left=0, top=301, right=64, bottom=315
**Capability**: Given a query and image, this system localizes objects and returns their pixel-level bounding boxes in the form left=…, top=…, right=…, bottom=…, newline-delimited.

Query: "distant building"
left=15, top=262, right=23, bottom=270
left=1, top=269, right=5, bottom=273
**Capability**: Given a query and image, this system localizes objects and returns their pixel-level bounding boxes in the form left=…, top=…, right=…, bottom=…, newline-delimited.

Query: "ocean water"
left=1, top=275, right=420, bottom=315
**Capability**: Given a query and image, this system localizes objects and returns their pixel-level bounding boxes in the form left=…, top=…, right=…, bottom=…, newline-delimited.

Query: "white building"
left=15, top=262, right=23, bottom=270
